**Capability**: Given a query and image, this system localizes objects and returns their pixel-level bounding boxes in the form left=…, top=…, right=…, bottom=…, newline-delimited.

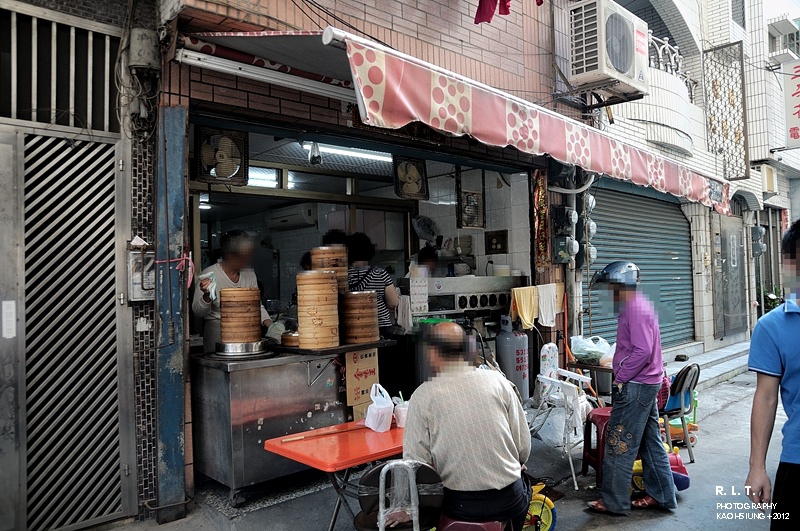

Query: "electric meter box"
left=129, top=28, right=161, bottom=73
left=553, top=236, right=578, bottom=264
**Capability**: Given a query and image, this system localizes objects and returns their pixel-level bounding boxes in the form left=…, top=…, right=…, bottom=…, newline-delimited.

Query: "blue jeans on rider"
left=601, top=381, right=677, bottom=514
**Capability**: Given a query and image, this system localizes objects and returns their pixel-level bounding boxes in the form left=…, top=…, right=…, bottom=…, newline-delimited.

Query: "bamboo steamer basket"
left=340, top=290, right=380, bottom=343
left=311, top=246, right=349, bottom=293
left=311, top=246, right=347, bottom=268
left=281, top=332, right=300, bottom=347
left=299, top=304, right=339, bottom=317
left=296, top=270, right=340, bottom=349
left=219, top=288, right=262, bottom=343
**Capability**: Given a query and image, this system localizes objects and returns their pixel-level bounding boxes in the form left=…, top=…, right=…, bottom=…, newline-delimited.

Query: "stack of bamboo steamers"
left=219, top=288, right=262, bottom=344
left=295, top=245, right=380, bottom=349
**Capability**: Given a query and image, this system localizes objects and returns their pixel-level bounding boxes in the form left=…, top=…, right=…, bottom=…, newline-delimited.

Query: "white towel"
left=396, top=295, right=413, bottom=334
left=537, top=283, right=557, bottom=327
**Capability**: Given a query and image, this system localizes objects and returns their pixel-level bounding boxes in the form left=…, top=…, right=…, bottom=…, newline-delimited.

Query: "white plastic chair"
left=533, top=369, right=592, bottom=491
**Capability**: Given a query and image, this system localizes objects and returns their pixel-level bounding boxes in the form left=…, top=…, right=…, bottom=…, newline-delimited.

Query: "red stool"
left=581, top=406, right=612, bottom=486
left=437, top=515, right=509, bottom=530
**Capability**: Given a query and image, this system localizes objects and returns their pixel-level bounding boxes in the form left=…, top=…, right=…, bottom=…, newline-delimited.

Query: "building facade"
left=0, top=0, right=797, bottom=529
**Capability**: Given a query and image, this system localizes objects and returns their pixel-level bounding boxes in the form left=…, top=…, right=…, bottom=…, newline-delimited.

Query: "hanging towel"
left=474, top=0, right=511, bottom=24
left=537, top=283, right=557, bottom=327
left=396, top=295, right=413, bottom=335
left=511, top=286, right=537, bottom=329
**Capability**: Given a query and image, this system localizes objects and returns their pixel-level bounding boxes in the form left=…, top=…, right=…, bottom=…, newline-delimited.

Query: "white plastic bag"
left=599, top=343, right=615, bottom=368
left=570, top=335, right=611, bottom=365
left=365, top=384, right=394, bottom=432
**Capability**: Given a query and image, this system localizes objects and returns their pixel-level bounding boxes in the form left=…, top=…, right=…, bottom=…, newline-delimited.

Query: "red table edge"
left=263, top=422, right=404, bottom=473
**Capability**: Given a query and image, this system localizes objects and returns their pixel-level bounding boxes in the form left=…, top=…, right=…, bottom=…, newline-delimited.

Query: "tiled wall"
left=162, top=0, right=554, bottom=105
left=418, top=171, right=532, bottom=276
left=214, top=204, right=347, bottom=301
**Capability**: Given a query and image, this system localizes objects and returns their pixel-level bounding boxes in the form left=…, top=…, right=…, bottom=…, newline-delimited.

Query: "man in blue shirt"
left=746, top=218, right=800, bottom=530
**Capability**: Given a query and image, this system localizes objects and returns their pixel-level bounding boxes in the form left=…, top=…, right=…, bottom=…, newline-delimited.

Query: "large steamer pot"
left=296, top=270, right=340, bottom=349
left=310, top=245, right=348, bottom=293
left=219, top=288, right=262, bottom=344
left=340, top=290, right=380, bottom=344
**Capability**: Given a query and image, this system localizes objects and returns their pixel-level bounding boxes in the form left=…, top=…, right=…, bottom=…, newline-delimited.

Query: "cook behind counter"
left=192, top=263, right=271, bottom=352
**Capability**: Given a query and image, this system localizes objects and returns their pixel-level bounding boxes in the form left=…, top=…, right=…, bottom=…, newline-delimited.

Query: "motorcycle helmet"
left=591, top=261, right=640, bottom=288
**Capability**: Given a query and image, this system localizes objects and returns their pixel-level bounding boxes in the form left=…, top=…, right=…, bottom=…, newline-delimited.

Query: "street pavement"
left=118, top=371, right=786, bottom=531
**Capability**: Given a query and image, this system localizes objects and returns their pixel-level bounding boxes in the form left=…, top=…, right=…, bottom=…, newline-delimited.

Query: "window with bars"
left=732, top=0, right=745, bottom=29
left=0, top=7, right=120, bottom=133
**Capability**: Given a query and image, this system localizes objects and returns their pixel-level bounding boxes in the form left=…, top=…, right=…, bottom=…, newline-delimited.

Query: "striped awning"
left=175, top=27, right=731, bottom=214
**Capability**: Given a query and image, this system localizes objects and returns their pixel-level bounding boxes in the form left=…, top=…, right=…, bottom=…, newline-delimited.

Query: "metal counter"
left=191, top=352, right=347, bottom=505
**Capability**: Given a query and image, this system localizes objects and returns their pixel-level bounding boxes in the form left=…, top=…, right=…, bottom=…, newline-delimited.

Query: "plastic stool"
left=437, top=515, right=509, bottom=531
left=581, top=406, right=612, bottom=486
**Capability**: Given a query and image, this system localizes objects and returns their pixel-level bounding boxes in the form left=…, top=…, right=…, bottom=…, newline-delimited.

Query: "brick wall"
left=162, top=0, right=562, bottom=113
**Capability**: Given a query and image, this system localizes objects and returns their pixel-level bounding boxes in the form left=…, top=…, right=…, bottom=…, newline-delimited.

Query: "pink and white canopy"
left=178, top=27, right=730, bottom=214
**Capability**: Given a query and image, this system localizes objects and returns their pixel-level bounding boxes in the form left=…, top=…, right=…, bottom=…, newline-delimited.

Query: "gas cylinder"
left=496, top=316, right=528, bottom=397
left=513, top=329, right=530, bottom=399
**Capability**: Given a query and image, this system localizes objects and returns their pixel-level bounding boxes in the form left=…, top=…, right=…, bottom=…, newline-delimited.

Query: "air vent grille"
left=571, top=2, right=600, bottom=76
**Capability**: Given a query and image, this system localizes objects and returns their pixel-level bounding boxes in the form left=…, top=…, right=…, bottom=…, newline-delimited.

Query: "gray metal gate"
left=712, top=213, right=747, bottom=337
left=23, top=134, right=134, bottom=530
left=582, top=186, right=695, bottom=348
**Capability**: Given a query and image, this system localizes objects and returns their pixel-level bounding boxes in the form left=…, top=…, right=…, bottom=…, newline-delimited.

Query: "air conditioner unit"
left=570, top=0, right=650, bottom=96
left=265, top=203, right=318, bottom=231
left=762, top=165, right=778, bottom=194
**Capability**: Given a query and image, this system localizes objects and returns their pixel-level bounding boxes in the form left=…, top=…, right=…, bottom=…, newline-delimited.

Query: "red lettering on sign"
left=791, top=127, right=800, bottom=140
left=635, top=30, right=646, bottom=55
left=354, top=367, right=377, bottom=381
left=792, top=64, right=800, bottom=79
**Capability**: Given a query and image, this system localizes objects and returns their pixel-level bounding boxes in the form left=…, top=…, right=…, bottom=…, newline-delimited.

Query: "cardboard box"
left=345, top=348, right=379, bottom=406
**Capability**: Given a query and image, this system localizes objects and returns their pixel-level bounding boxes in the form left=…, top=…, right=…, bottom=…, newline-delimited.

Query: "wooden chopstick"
left=281, top=424, right=368, bottom=443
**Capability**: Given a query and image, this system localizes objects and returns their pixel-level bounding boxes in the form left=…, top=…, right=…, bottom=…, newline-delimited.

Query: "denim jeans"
left=601, top=382, right=678, bottom=514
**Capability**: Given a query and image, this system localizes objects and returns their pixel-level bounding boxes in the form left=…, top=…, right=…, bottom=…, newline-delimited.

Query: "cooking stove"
left=399, top=276, right=525, bottom=315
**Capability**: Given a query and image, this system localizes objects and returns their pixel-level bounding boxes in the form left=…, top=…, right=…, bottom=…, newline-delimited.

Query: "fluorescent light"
left=174, top=49, right=357, bottom=103
left=199, top=204, right=212, bottom=210
left=302, top=142, right=393, bottom=163
left=248, top=167, right=279, bottom=188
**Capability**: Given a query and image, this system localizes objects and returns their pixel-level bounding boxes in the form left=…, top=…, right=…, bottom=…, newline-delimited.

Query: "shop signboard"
left=345, top=348, right=379, bottom=406
left=784, top=59, right=800, bottom=150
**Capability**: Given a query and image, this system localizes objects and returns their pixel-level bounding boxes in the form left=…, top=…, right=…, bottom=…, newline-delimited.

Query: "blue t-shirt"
left=748, top=299, right=800, bottom=465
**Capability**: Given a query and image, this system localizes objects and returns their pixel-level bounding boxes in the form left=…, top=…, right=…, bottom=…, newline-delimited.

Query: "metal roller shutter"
left=582, top=186, right=694, bottom=348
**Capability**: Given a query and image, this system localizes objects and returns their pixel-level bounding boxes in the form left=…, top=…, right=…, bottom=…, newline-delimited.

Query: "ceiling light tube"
left=174, top=49, right=357, bottom=103
left=302, top=142, right=393, bottom=163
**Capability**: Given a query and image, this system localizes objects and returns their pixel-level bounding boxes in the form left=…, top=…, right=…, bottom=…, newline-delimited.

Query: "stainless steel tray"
left=215, top=340, right=270, bottom=356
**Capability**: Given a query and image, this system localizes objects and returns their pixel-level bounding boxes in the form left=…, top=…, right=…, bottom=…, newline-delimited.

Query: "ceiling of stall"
left=199, top=193, right=297, bottom=223
left=249, top=133, right=394, bottom=177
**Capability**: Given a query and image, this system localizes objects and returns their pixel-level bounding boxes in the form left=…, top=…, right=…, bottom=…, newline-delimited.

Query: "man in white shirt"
left=389, top=322, right=531, bottom=529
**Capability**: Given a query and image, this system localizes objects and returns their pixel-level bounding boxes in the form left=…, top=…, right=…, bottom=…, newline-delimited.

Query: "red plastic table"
left=264, top=421, right=404, bottom=531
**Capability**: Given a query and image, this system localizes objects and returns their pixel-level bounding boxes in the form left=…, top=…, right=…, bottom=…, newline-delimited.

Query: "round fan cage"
left=605, top=12, right=634, bottom=75
left=201, top=135, right=242, bottom=179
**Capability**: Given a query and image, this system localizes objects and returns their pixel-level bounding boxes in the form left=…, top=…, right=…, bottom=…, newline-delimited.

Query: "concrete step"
left=664, top=340, right=750, bottom=392
left=695, top=353, right=751, bottom=392
left=665, top=340, right=749, bottom=377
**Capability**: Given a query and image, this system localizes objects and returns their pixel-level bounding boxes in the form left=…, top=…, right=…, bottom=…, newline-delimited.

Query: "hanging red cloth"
left=474, top=0, right=511, bottom=24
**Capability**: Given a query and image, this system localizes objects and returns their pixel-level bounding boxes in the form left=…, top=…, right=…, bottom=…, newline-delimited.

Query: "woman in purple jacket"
left=588, top=261, right=677, bottom=514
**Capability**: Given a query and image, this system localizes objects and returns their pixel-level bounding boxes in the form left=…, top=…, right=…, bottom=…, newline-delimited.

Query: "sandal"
left=587, top=499, right=610, bottom=513
left=631, top=495, right=662, bottom=509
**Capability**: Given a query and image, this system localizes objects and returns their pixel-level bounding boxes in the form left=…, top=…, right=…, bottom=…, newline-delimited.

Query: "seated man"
left=387, top=322, right=531, bottom=529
